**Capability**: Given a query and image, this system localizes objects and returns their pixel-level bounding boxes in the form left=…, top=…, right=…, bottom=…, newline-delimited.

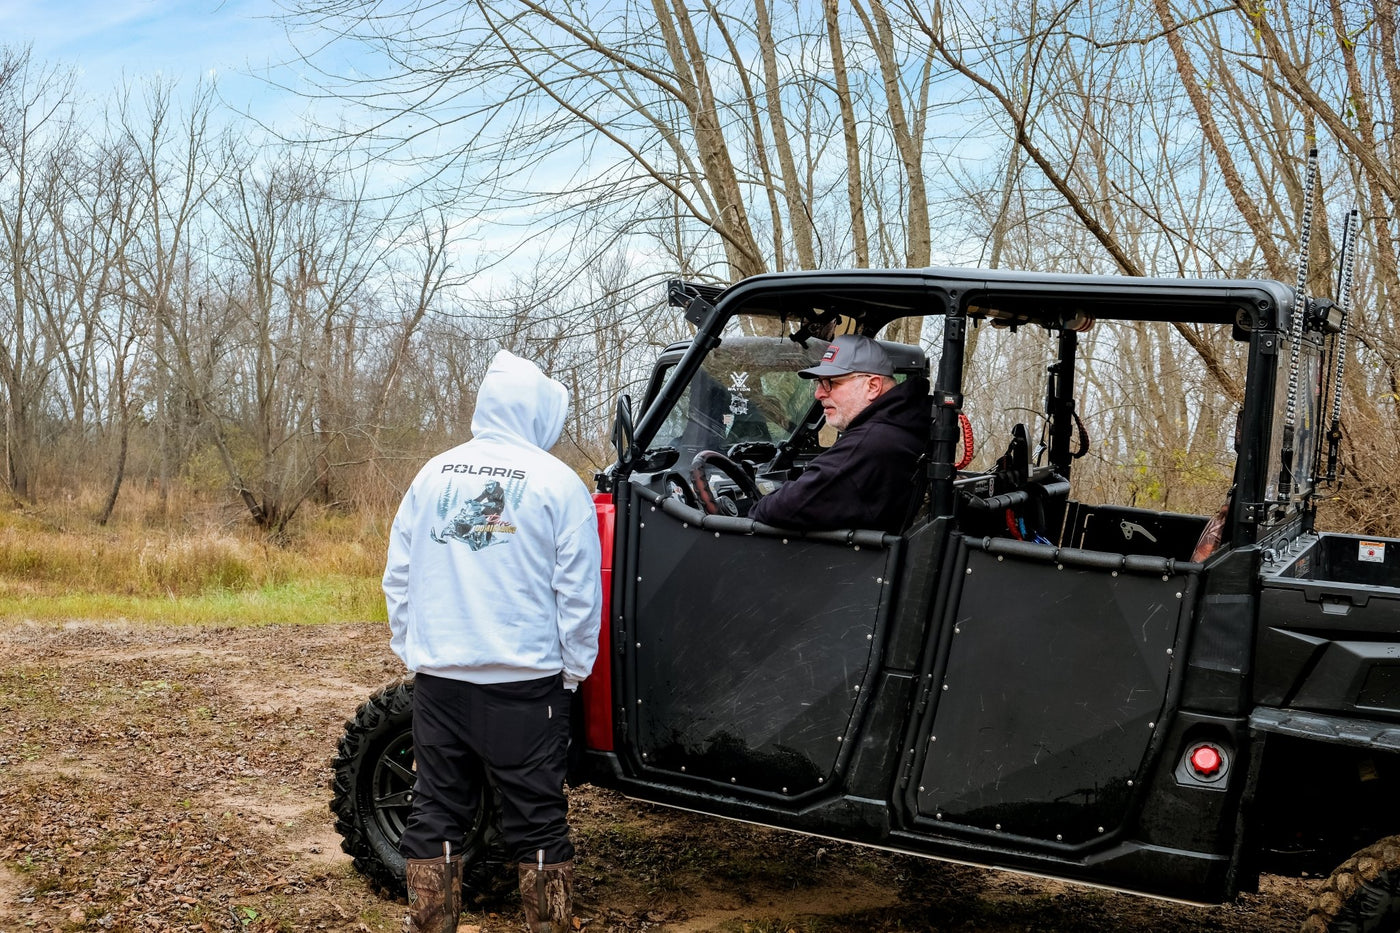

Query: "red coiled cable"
left=955, top=413, right=975, bottom=470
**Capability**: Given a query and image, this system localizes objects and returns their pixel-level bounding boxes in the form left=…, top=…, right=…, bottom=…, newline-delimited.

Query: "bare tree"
left=35, top=125, right=145, bottom=520
left=367, top=212, right=461, bottom=443
left=282, top=0, right=955, bottom=292
left=117, top=79, right=226, bottom=509
left=1148, top=0, right=1400, bottom=525
left=200, top=149, right=394, bottom=533
left=0, top=47, right=76, bottom=501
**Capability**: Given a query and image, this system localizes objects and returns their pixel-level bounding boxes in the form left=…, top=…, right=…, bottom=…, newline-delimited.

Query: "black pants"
left=400, top=672, right=574, bottom=865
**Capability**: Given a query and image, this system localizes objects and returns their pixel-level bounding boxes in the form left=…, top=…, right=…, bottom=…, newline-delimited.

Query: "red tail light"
left=1189, top=744, right=1222, bottom=777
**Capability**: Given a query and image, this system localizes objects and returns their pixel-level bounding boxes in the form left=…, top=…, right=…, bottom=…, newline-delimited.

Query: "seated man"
left=749, top=334, right=928, bottom=534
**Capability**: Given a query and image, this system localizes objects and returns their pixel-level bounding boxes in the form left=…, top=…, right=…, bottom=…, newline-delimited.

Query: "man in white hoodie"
left=383, top=350, right=602, bottom=933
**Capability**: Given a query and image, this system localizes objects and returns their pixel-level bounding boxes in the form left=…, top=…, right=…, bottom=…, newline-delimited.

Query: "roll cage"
left=614, top=268, right=1315, bottom=554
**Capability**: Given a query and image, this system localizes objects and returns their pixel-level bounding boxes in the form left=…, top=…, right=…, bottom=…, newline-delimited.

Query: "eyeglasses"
left=814, top=373, right=868, bottom=393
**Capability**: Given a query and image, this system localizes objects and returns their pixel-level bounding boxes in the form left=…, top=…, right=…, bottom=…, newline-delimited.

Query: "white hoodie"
left=383, top=350, right=602, bottom=688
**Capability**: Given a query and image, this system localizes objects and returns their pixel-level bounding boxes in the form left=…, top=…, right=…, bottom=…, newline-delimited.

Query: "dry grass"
left=0, top=485, right=388, bottom=625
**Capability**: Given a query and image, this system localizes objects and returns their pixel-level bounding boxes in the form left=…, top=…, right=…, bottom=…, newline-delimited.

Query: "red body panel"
left=581, top=492, right=615, bottom=751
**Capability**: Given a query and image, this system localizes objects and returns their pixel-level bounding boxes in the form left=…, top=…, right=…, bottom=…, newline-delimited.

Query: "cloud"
left=2, top=0, right=297, bottom=120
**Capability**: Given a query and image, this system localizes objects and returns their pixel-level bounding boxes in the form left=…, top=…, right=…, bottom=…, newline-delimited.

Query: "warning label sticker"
left=1359, top=541, right=1386, bottom=563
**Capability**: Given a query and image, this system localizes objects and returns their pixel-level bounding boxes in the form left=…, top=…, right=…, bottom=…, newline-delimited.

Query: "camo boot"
left=405, top=849, right=463, bottom=933
left=518, top=855, right=574, bottom=933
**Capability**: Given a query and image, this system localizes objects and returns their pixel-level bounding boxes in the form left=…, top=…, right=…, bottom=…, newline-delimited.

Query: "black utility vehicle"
left=333, top=264, right=1400, bottom=932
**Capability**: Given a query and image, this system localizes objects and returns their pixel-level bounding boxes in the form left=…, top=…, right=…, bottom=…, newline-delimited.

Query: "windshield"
left=653, top=338, right=828, bottom=458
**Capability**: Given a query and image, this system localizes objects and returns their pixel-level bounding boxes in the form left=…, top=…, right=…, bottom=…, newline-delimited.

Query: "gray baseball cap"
left=799, top=334, right=895, bottom=379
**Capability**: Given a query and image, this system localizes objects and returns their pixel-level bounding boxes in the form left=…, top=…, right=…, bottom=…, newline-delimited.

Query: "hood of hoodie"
left=470, top=350, right=570, bottom=450
left=846, top=375, right=929, bottom=435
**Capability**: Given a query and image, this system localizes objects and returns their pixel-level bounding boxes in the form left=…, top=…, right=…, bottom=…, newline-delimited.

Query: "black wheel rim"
left=369, top=726, right=416, bottom=847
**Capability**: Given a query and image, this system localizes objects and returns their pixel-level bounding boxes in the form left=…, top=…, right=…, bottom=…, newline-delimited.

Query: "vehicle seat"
left=1191, top=488, right=1233, bottom=562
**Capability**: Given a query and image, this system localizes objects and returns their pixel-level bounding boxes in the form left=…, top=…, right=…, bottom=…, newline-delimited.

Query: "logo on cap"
left=822, top=345, right=839, bottom=363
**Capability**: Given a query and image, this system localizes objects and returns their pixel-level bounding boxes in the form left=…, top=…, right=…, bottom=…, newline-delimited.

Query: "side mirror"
left=613, top=394, right=636, bottom=465
left=635, top=447, right=679, bottom=473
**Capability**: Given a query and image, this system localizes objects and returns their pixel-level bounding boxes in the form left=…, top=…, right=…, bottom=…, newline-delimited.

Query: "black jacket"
left=749, top=377, right=928, bottom=534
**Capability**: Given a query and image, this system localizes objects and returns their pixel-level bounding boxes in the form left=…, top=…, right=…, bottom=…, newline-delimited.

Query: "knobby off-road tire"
left=329, top=677, right=510, bottom=906
left=1302, top=836, right=1400, bottom=933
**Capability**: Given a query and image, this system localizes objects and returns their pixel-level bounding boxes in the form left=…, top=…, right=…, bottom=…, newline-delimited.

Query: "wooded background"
left=2, top=0, right=1397, bottom=535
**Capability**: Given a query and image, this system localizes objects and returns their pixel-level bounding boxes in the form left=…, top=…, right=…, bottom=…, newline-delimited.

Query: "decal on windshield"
left=728, top=371, right=751, bottom=416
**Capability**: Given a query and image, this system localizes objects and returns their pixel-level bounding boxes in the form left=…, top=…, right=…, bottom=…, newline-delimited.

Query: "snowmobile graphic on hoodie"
left=431, top=477, right=523, bottom=550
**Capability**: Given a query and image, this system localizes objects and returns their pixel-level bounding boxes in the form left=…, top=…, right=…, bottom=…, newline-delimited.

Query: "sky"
left=0, top=0, right=611, bottom=295
left=1, top=0, right=308, bottom=125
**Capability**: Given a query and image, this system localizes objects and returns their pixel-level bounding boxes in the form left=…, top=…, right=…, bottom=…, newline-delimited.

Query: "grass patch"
left=0, top=501, right=387, bottom=625
left=0, top=576, right=385, bottom=625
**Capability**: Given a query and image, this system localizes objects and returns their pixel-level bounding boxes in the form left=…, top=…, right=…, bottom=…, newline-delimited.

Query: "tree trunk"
left=96, top=418, right=129, bottom=526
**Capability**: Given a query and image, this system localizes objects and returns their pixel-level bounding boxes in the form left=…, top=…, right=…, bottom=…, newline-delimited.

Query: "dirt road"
left=0, top=621, right=1311, bottom=932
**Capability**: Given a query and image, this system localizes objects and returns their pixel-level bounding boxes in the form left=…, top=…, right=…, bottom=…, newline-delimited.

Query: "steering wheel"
left=690, top=450, right=764, bottom=516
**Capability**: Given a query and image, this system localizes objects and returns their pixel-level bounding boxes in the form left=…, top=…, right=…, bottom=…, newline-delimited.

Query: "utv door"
left=902, top=534, right=1199, bottom=845
left=611, top=481, right=901, bottom=800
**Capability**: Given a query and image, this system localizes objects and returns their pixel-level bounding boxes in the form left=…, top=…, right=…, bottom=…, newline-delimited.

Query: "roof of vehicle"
left=655, top=334, right=927, bottom=373
left=679, top=268, right=1296, bottom=334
